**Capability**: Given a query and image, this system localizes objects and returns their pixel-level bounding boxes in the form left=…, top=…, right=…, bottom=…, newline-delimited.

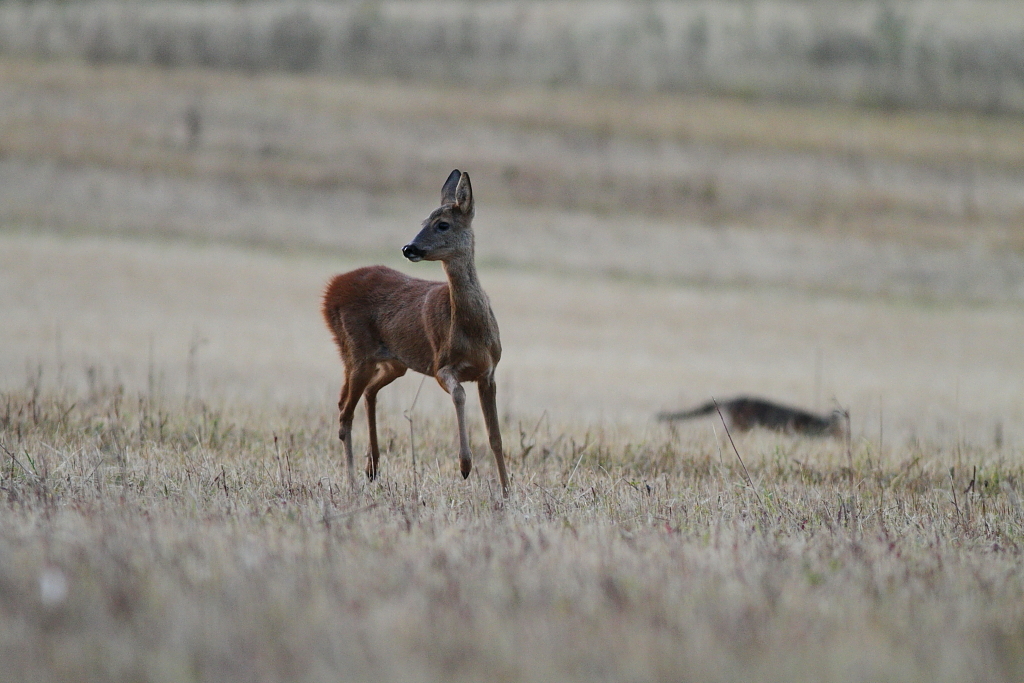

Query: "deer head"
left=402, top=169, right=475, bottom=263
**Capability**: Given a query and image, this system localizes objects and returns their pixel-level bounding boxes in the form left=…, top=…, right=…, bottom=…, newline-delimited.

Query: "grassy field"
left=2, top=58, right=1024, bottom=313
left=2, top=55, right=1024, bottom=681
left=3, top=377, right=1024, bottom=682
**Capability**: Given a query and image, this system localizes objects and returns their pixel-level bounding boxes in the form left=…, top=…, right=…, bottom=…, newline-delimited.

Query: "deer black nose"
left=403, top=244, right=425, bottom=262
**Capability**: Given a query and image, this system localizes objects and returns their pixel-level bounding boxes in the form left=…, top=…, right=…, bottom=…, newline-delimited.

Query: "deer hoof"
left=460, top=459, right=472, bottom=479
left=365, top=461, right=378, bottom=481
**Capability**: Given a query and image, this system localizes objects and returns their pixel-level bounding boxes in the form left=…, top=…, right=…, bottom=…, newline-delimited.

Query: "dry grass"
left=3, top=225, right=1024, bottom=679
left=2, top=57, right=1024, bottom=320
left=5, top=0, right=1024, bottom=115
left=2, top=40, right=1024, bottom=681
left=4, top=230, right=1022, bottom=446
left=3, top=383, right=1024, bottom=682
left=4, top=58, right=1024, bottom=248
left=5, top=57, right=1024, bottom=169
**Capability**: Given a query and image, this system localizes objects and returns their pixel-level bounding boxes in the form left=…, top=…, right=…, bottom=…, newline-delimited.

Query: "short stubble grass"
left=3, top=382, right=1024, bottom=682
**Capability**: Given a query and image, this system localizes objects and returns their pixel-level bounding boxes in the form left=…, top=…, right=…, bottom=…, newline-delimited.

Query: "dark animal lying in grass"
left=657, top=396, right=848, bottom=438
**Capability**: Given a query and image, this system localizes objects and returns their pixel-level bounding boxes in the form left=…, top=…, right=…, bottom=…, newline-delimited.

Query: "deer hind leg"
left=437, top=368, right=472, bottom=480
left=363, top=361, right=407, bottom=481
left=338, top=364, right=376, bottom=485
left=478, top=375, right=510, bottom=497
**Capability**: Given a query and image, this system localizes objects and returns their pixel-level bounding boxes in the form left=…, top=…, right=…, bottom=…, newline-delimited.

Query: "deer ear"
left=454, top=171, right=473, bottom=214
left=441, top=169, right=461, bottom=205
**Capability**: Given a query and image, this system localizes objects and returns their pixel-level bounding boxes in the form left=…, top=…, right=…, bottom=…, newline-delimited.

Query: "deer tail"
left=321, top=281, right=350, bottom=357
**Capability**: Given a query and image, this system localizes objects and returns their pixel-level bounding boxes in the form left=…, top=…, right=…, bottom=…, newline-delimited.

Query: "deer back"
left=322, top=265, right=446, bottom=376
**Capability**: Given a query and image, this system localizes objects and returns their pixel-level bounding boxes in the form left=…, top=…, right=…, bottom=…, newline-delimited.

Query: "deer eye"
left=436, top=221, right=450, bottom=232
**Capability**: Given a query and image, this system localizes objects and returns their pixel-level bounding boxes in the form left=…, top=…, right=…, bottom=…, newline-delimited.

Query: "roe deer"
left=321, top=170, right=510, bottom=496
left=658, top=396, right=848, bottom=438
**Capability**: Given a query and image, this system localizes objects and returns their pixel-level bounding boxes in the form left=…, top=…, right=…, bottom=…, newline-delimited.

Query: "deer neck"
left=442, top=251, right=491, bottom=335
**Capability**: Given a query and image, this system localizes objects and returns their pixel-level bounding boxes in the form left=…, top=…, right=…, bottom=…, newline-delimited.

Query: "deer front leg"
left=478, top=375, right=510, bottom=497
left=438, top=368, right=473, bottom=479
left=364, top=390, right=380, bottom=481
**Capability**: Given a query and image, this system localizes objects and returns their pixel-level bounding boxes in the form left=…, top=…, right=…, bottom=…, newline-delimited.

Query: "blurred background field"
left=2, top=2, right=1023, bottom=444
left=2, top=2, right=1024, bottom=681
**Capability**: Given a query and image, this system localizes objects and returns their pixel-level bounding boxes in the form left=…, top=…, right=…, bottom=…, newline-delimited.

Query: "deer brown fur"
left=321, top=170, right=510, bottom=496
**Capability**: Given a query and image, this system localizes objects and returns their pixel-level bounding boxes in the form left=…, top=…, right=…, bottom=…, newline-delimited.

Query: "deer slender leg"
left=362, top=391, right=379, bottom=480
left=337, top=388, right=352, bottom=474
left=478, top=375, right=510, bottom=497
left=363, top=362, right=407, bottom=481
left=338, top=364, right=375, bottom=486
left=438, top=368, right=472, bottom=479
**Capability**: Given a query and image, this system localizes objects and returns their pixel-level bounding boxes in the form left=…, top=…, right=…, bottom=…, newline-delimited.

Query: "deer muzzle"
left=402, top=244, right=425, bottom=262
